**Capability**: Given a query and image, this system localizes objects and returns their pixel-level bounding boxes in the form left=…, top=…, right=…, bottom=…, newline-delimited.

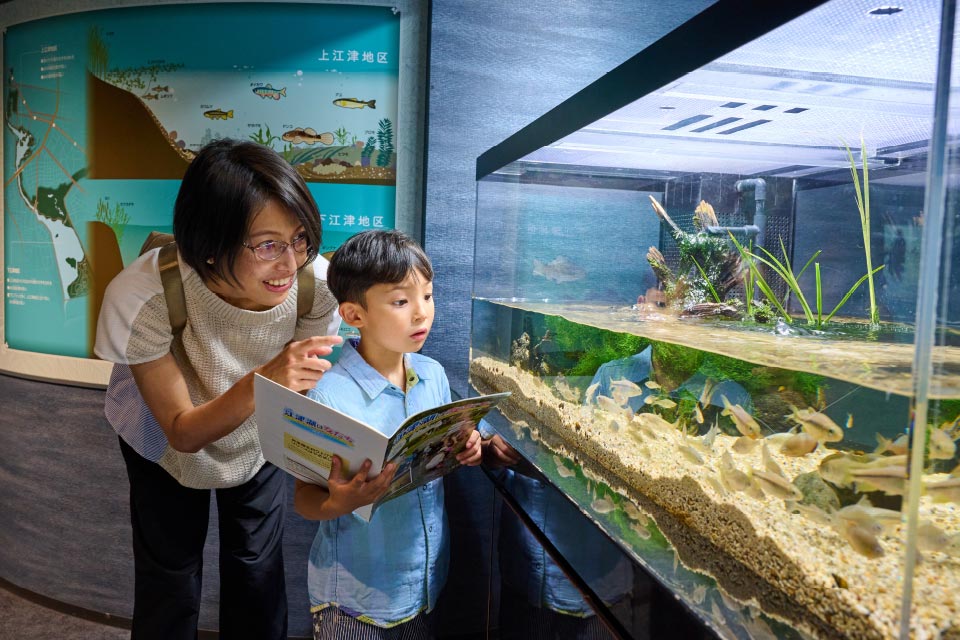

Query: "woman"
left=95, top=139, right=342, bottom=639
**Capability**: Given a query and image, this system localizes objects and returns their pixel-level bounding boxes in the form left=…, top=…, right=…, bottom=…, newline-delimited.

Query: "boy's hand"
left=455, top=430, right=483, bottom=466
left=481, top=434, right=522, bottom=468
left=326, top=456, right=396, bottom=518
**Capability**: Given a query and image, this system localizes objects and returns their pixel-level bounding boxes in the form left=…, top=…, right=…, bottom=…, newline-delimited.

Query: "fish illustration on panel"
left=333, top=97, right=376, bottom=109
left=253, top=84, right=287, bottom=100
left=282, top=127, right=334, bottom=145
left=203, top=109, right=234, bottom=120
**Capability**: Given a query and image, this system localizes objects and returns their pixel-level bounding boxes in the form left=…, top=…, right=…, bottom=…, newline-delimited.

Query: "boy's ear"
left=338, top=301, right=365, bottom=328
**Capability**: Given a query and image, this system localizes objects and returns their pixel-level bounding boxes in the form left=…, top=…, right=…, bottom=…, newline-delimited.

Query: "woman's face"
left=207, top=199, right=308, bottom=311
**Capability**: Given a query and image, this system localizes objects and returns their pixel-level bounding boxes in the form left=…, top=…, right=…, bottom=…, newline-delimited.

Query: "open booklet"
left=254, top=373, right=510, bottom=522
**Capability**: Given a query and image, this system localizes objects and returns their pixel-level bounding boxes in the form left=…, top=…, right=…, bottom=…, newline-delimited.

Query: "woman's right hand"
left=256, top=335, right=343, bottom=393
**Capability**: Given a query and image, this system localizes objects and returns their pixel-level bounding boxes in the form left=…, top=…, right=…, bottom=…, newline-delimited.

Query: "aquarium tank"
left=471, top=1, right=960, bottom=638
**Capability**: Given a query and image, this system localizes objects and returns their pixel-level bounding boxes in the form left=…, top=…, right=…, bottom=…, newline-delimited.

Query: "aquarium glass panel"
left=471, top=1, right=960, bottom=638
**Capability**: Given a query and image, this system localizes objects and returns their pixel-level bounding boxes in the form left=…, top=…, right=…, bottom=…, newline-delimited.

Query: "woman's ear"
left=339, top=301, right=365, bottom=328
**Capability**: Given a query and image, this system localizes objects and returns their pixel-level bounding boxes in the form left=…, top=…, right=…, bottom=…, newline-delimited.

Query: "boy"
left=294, top=229, right=483, bottom=639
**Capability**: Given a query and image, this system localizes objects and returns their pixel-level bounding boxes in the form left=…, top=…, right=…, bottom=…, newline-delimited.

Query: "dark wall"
left=421, top=0, right=715, bottom=397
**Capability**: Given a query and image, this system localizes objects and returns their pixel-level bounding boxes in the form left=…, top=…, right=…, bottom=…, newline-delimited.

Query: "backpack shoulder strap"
left=297, top=265, right=315, bottom=319
left=157, top=242, right=187, bottom=336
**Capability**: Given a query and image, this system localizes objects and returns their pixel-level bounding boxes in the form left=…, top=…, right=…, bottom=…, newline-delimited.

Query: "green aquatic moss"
left=544, top=315, right=648, bottom=377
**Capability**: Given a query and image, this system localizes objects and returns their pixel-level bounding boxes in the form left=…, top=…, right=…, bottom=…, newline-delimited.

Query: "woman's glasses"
left=243, top=233, right=311, bottom=261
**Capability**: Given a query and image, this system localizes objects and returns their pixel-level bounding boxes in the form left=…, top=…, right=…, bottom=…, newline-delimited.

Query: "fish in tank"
left=469, top=300, right=960, bottom=639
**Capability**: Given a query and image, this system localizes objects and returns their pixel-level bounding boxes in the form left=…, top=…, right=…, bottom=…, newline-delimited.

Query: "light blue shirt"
left=305, top=338, right=450, bottom=627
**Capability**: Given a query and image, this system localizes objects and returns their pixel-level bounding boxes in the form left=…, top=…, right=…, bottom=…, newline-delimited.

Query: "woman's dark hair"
left=173, top=138, right=321, bottom=284
left=327, top=229, right=433, bottom=306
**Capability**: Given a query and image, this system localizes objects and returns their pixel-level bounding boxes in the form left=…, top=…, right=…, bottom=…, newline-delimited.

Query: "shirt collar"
left=338, top=337, right=423, bottom=400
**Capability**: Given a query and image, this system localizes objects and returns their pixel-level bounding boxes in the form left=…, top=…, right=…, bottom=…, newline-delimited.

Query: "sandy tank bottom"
left=471, top=356, right=960, bottom=640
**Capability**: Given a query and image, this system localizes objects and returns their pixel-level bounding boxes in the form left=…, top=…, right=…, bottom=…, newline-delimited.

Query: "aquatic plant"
left=737, top=234, right=883, bottom=329
left=843, top=138, right=881, bottom=325
left=249, top=125, right=280, bottom=148
left=545, top=315, right=647, bottom=377
left=727, top=232, right=790, bottom=321
left=88, top=27, right=109, bottom=77
left=376, top=118, right=394, bottom=168
left=95, top=198, right=129, bottom=242
left=646, top=198, right=744, bottom=311
left=333, top=126, right=350, bottom=145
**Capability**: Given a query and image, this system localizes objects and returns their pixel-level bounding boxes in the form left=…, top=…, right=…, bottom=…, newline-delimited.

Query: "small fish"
left=839, top=520, right=885, bottom=558
left=610, top=378, right=644, bottom=405
left=843, top=499, right=901, bottom=532
left=622, top=501, right=647, bottom=525
left=584, top=381, right=600, bottom=404
left=678, top=443, right=705, bottom=465
left=701, top=421, right=720, bottom=448
left=634, top=412, right=678, bottom=436
left=333, top=97, right=376, bottom=109
left=253, top=84, right=287, bottom=100
left=916, top=521, right=950, bottom=552
left=699, top=378, right=718, bottom=408
left=652, top=398, right=677, bottom=410
left=706, top=474, right=728, bottom=496
left=630, top=521, right=652, bottom=540
left=929, top=426, right=957, bottom=460
left=281, top=127, right=335, bottom=146
left=553, top=374, right=581, bottom=403
left=142, top=93, right=158, bottom=100
left=556, top=465, right=575, bottom=479
left=693, top=403, right=704, bottom=424
left=553, top=455, right=575, bottom=478
left=788, top=406, right=844, bottom=443
left=926, top=477, right=960, bottom=503
left=719, top=451, right=751, bottom=492
left=590, top=497, right=616, bottom=514
left=532, top=256, right=585, bottom=283
left=761, top=442, right=786, bottom=477
left=151, top=85, right=170, bottom=93
left=846, top=414, right=854, bottom=429
left=691, top=584, right=707, bottom=605
left=744, top=478, right=767, bottom=501
left=596, top=394, right=625, bottom=418
left=791, top=502, right=834, bottom=526
left=780, top=432, right=818, bottom=457
left=850, top=465, right=907, bottom=496
left=721, top=395, right=761, bottom=439
left=203, top=108, right=234, bottom=120
left=764, top=431, right=794, bottom=447
left=644, top=380, right=661, bottom=390
left=875, top=433, right=909, bottom=456
left=731, top=436, right=759, bottom=454
left=753, top=469, right=803, bottom=501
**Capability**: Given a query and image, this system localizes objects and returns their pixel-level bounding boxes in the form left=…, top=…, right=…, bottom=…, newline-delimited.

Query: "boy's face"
left=343, top=268, right=434, bottom=355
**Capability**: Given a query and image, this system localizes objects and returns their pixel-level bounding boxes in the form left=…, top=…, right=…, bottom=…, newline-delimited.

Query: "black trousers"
left=119, top=438, right=288, bottom=640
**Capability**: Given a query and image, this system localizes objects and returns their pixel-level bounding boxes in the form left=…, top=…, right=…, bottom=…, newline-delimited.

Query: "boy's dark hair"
left=173, top=138, right=321, bottom=284
left=327, top=229, right=433, bottom=306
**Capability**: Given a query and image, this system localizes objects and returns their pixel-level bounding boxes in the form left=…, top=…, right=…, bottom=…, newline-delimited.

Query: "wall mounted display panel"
left=1, top=0, right=423, bottom=386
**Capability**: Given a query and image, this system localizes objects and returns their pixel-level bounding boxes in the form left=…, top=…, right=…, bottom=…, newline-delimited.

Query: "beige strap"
left=157, top=242, right=187, bottom=335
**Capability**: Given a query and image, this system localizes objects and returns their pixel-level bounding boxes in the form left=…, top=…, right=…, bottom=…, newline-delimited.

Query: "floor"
left=0, top=583, right=130, bottom=640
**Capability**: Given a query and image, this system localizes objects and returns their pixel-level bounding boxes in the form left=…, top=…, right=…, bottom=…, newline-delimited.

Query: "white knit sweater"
left=95, top=248, right=340, bottom=488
